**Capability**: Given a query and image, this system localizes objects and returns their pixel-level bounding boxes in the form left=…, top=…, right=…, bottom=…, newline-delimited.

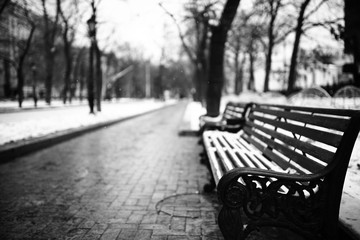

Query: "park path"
left=0, top=103, right=223, bottom=240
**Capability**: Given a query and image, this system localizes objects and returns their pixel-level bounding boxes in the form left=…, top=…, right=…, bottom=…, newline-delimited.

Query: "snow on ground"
left=0, top=99, right=176, bottom=146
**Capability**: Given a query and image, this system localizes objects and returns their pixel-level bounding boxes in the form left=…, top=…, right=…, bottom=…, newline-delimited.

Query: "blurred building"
left=0, top=1, right=34, bottom=98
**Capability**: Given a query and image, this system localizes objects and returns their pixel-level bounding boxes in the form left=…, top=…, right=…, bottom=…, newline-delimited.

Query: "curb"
left=0, top=103, right=176, bottom=163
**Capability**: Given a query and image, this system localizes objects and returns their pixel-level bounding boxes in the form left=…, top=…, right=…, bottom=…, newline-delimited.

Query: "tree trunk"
left=248, top=51, right=255, bottom=90
left=194, top=67, right=202, bottom=102
left=234, top=47, right=240, bottom=94
left=3, top=60, right=11, bottom=98
left=41, top=0, right=59, bottom=105
left=95, top=44, right=102, bottom=111
left=199, top=20, right=209, bottom=105
left=206, top=0, right=241, bottom=117
left=17, top=67, right=24, bottom=108
left=79, top=61, right=85, bottom=102
left=44, top=51, right=54, bottom=104
left=62, top=26, right=72, bottom=104
left=287, top=0, right=311, bottom=94
left=237, top=54, right=246, bottom=94
left=352, top=36, right=360, bottom=87
left=63, top=35, right=72, bottom=104
left=17, top=26, right=35, bottom=108
left=32, top=67, right=38, bottom=107
left=88, top=43, right=95, bottom=114
left=0, top=0, right=10, bottom=16
left=207, top=26, right=226, bottom=117
left=264, top=25, right=274, bottom=92
left=263, top=0, right=281, bottom=92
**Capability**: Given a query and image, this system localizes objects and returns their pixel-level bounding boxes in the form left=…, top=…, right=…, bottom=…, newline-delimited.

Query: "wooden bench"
left=201, top=103, right=360, bottom=240
left=198, top=101, right=251, bottom=134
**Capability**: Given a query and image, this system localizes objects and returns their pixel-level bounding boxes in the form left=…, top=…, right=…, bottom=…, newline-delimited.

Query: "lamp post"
left=87, top=15, right=96, bottom=114
left=31, top=63, right=38, bottom=107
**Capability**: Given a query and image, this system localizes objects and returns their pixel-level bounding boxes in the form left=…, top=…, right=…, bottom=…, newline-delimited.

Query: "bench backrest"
left=243, top=103, right=360, bottom=175
left=221, top=102, right=249, bottom=121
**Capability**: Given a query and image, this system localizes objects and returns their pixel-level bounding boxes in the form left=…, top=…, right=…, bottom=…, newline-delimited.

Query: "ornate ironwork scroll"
left=218, top=173, right=328, bottom=240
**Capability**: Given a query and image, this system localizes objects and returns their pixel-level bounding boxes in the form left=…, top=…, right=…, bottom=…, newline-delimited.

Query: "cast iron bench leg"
left=219, top=205, right=244, bottom=240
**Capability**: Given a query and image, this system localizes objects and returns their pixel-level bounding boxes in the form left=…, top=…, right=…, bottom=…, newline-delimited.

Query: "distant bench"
left=198, top=101, right=251, bottom=134
left=201, top=103, right=360, bottom=240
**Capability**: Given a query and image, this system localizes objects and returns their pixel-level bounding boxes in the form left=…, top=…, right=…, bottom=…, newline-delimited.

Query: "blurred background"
left=0, top=0, right=359, bottom=113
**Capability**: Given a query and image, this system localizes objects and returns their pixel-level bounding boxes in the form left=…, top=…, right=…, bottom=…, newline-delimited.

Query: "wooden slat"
left=255, top=103, right=358, bottom=116
left=224, top=105, right=245, bottom=119
left=242, top=134, right=310, bottom=175
left=225, top=134, right=271, bottom=170
left=216, top=134, right=246, bottom=168
left=253, top=107, right=350, bottom=132
left=207, top=148, right=223, bottom=185
left=248, top=114, right=342, bottom=147
left=247, top=121, right=334, bottom=163
left=241, top=134, right=293, bottom=171
left=243, top=126, right=324, bottom=173
left=236, top=137, right=286, bottom=172
left=202, top=133, right=224, bottom=184
left=221, top=134, right=258, bottom=168
left=209, top=134, right=235, bottom=172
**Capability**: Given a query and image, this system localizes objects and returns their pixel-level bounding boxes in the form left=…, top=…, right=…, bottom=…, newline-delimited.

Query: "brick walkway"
left=0, top=103, right=224, bottom=240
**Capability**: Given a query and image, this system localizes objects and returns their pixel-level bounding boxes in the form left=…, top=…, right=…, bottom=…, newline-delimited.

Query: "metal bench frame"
left=201, top=103, right=360, bottom=240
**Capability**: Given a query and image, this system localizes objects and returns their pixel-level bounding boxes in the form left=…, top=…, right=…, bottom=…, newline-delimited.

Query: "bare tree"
left=344, top=0, right=360, bottom=87
left=57, top=0, right=78, bottom=104
left=287, top=0, right=344, bottom=93
left=0, top=1, right=36, bottom=107
left=73, top=47, right=87, bottom=102
left=227, top=11, right=265, bottom=94
left=206, top=0, right=241, bottom=117
left=160, top=0, right=215, bottom=103
left=0, top=0, right=10, bottom=16
left=227, top=11, right=250, bottom=94
left=87, top=0, right=102, bottom=112
left=247, top=23, right=264, bottom=91
left=261, top=0, right=283, bottom=92
left=287, top=0, right=311, bottom=94
left=41, top=0, right=60, bottom=105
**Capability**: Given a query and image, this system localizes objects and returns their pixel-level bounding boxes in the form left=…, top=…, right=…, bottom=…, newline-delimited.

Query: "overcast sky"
left=91, top=0, right=184, bottom=62
left=72, top=0, right=342, bottom=65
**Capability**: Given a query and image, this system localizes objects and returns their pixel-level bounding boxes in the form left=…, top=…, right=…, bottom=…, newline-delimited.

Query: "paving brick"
left=170, top=217, right=186, bottom=231
left=134, top=229, right=152, bottom=239
left=127, top=212, right=145, bottom=224
left=117, top=228, right=138, bottom=239
left=82, top=232, right=101, bottom=240
left=108, top=223, right=138, bottom=230
left=140, top=212, right=158, bottom=224
left=88, top=223, right=108, bottom=235
left=185, top=219, right=203, bottom=236
left=168, top=236, right=201, bottom=240
left=100, top=229, right=121, bottom=240
left=65, top=228, right=89, bottom=239
left=78, top=220, right=96, bottom=229
left=150, top=236, right=168, bottom=240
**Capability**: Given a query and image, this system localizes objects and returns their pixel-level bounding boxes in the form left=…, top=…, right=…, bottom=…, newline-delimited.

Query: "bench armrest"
left=217, top=167, right=325, bottom=209
left=199, top=115, right=223, bottom=123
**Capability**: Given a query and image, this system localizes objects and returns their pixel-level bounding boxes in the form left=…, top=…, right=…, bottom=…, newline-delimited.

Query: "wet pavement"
left=0, top=102, right=224, bottom=240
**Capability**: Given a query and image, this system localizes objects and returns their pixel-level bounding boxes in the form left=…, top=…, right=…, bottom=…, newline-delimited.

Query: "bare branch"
left=0, top=0, right=10, bottom=16
left=302, top=17, right=343, bottom=32
left=304, top=0, right=327, bottom=20
left=158, top=2, right=197, bottom=64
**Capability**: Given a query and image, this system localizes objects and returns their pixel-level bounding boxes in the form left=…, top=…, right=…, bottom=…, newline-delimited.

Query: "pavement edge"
left=0, top=103, right=176, bottom=163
